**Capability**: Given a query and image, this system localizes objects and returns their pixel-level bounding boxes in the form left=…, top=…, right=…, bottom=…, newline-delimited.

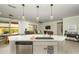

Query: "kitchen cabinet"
left=33, top=41, right=58, bottom=54
left=33, top=45, right=47, bottom=54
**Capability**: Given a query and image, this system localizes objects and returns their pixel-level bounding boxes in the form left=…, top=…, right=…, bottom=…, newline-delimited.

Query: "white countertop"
left=8, top=34, right=66, bottom=42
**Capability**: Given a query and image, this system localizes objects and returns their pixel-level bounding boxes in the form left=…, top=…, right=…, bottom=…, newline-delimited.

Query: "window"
left=0, top=21, right=19, bottom=35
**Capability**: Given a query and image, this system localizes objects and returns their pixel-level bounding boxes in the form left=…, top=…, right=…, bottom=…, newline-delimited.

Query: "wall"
left=63, top=16, right=79, bottom=35
left=40, top=20, right=63, bottom=35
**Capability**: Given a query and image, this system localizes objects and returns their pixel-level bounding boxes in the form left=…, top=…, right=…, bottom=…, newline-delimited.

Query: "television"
left=45, top=25, right=51, bottom=29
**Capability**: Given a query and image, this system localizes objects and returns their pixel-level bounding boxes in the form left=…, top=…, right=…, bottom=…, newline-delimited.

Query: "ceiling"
left=0, top=4, right=79, bottom=23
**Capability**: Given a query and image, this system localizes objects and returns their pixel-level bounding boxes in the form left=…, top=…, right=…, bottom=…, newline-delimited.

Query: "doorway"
left=57, top=22, right=63, bottom=35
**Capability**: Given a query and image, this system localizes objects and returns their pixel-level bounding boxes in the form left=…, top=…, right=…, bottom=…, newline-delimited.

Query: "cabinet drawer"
left=33, top=41, right=57, bottom=45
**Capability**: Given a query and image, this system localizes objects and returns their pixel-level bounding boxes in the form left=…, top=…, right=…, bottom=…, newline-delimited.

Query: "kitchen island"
left=8, top=34, right=66, bottom=54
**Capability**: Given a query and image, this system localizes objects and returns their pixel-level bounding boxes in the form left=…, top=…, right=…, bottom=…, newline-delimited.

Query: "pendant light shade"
left=36, top=5, right=39, bottom=21
left=22, top=4, right=25, bottom=20
left=50, top=4, right=53, bottom=20
left=50, top=15, right=54, bottom=20
left=22, top=16, right=25, bottom=19
left=36, top=16, right=39, bottom=20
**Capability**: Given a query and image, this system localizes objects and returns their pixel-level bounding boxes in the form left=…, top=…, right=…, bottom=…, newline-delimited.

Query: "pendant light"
left=36, top=5, right=39, bottom=21
left=50, top=4, right=53, bottom=20
left=22, top=4, right=25, bottom=20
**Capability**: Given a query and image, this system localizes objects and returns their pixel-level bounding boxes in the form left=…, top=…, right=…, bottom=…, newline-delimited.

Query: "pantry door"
left=57, top=22, right=63, bottom=35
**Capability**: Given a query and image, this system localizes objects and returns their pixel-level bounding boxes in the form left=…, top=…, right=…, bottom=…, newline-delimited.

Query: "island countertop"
left=8, top=34, right=66, bottom=42
left=8, top=34, right=66, bottom=54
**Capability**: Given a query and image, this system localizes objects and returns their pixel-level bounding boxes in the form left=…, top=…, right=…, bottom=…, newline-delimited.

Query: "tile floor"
left=59, top=40, right=79, bottom=54
left=0, top=40, right=79, bottom=54
left=0, top=45, right=10, bottom=54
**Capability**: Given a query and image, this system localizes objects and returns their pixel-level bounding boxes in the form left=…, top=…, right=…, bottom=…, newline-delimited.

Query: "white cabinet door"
left=33, top=45, right=47, bottom=54
left=33, top=41, right=58, bottom=54
left=33, top=45, right=55, bottom=54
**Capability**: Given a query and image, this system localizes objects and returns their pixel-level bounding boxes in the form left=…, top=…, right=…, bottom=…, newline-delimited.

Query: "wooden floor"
left=0, top=40, right=79, bottom=54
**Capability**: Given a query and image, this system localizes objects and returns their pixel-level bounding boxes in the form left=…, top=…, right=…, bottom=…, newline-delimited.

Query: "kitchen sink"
left=35, top=37, right=54, bottom=39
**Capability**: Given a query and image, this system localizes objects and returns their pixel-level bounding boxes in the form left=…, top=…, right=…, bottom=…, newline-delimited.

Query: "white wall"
left=40, top=20, right=63, bottom=35
left=63, top=16, right=79, bottom=35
